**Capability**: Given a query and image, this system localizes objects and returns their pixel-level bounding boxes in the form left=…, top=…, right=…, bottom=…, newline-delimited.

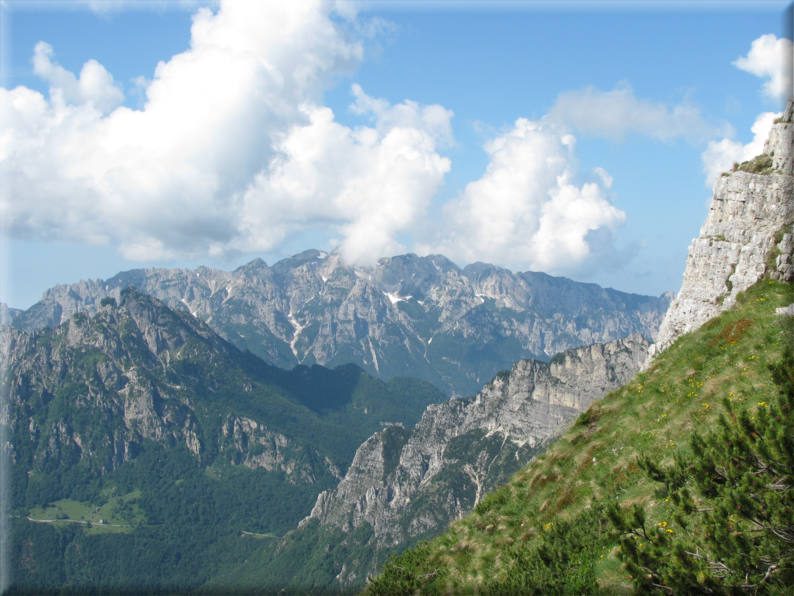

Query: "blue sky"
left=0, top=1, right=791, bottom=309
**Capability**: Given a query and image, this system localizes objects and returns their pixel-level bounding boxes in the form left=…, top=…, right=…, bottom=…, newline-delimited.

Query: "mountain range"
left=1, top=280, right=654, bottom=594
left=2, top=252, right=671, bottom=399
left=2, top=99, right=791, bottom=594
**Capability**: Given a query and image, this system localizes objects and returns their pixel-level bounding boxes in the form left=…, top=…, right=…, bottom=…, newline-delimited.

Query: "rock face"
left=300, top=333, right=650, bottom=588
left=0, top=290, right=315, bottom=484
left=10, top=252, right=671, bottom=398
left=649, top=100, right=794, bottom=360
left=0, top=302, right=21, bottom=326
left=0, top=288, right=444, bottom=497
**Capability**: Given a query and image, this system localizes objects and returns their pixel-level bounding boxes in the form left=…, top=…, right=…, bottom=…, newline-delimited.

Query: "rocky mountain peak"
left=238, top=257, right=268, bottom=270
left=371, top=253, right=453, bottom=296
left=271, top=248, right=329, bottom=275
left=112, top=286, right=228, bottom=358
left=0, top=302, right=21, bottom=326
left=648, top=98, right=794, bottom=360
left=8, top=250, right=671, bottom=397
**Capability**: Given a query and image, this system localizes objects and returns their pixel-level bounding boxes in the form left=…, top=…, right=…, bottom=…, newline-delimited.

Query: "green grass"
left=365, top=279, right=793, bottom=594
left=736, top=153, right=775, bottom=174
left=27, top=491, right=145, bottom=534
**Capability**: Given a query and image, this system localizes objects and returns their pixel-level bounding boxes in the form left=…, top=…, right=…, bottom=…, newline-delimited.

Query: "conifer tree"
left=609, top=346, right=794, bottom=594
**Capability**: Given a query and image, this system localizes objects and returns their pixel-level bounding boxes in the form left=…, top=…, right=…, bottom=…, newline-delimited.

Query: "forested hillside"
left=1, top=287, right=446, bottom=594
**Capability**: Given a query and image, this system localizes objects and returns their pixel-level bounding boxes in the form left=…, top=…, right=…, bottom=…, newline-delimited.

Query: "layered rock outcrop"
left=649, top=100, right=794, bottom=359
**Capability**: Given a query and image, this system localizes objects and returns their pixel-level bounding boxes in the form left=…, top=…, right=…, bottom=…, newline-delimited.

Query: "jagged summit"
left=7, top=251, right=671, bottom=398
left=648, top=99, right=794, bottom=361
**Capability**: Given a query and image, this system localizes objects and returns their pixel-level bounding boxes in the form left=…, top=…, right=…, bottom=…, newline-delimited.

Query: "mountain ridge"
left=3, top=251, right=671, bottom=399
left=0, top=286, right=447, bottom=505
left=198, top=333, right=650, bottom=593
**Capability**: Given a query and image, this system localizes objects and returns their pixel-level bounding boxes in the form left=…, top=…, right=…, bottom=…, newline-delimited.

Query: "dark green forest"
left=3, top=289, right=445, bottom=595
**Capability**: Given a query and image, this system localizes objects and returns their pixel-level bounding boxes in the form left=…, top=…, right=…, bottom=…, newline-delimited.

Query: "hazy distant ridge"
left=4, top=252, right=671, bottom=397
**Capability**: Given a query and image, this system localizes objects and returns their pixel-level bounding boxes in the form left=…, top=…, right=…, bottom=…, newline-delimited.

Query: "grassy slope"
left=365, top=279, right=793, bottom=594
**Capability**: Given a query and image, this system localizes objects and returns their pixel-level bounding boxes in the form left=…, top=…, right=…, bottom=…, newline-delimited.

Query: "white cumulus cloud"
left=237, top=93, right=452, bottom=266
left=0, top=0, right=451, bottom=266
left=32, top=41, right=125, bottom=115
left=733, top=33, right=793, bottom=103
left=350, top=83, right=454, bottom=148
left=700, top=33, right=792, bottom=188
left=701, top=111, right=779, bottom=188
left=419, top=119, right=627, bottom=276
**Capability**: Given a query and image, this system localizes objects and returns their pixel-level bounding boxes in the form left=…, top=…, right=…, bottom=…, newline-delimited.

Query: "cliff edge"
left=648, top=99, right=794, bottom=362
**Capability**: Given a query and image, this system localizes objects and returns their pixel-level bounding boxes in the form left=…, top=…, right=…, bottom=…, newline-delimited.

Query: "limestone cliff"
left=301, top=333, right=650, bottom=587
left=649, top=100, right=794, bottom=360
